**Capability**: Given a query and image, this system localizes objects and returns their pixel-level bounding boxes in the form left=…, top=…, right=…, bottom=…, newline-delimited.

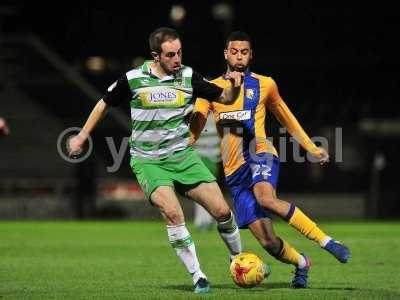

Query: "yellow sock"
left=287, top=206, right=329, bottom=246
left=277, top=239, right=302, bottom=266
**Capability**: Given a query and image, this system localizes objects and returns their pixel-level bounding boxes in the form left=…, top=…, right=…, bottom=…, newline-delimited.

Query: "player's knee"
left=254, top=189, right=277, bottom=209
left=213, top=205, right=231, bottom=222
left=253, top=184, right=277, bottom=209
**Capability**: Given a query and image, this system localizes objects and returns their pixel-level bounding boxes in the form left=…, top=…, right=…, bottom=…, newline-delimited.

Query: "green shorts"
left=130, top=147, right=216, bottom=199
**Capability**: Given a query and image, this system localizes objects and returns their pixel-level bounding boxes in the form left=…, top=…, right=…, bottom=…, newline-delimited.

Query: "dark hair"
left=149, top=27, right=180, bottom=54
left=225, top=31, right=252, bottom=48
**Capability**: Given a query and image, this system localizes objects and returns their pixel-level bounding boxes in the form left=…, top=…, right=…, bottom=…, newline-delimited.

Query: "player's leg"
left=253, top=182, right=350, bottom=263
left=248, top=153, right=350, bottom=263
left=248, top=218, right=303, bottom=266
left=227, top=175, right=310, bottom=288
left=150, top=186, right=209, bottom=293
left=172, top=147, right=241, bottom=260
left=186, top=181, right=242, bottom=260
left=248, top=218, right=311, bottom=288
left=131, top=154, right=210, bottom=293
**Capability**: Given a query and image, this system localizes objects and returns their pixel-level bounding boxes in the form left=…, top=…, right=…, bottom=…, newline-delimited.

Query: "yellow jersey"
left=192, top=71, right=318, bottom=177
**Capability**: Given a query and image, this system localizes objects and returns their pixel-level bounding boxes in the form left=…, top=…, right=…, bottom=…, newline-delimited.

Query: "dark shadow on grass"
left=261, top=282, right=291, bottom=289
left=162, top=285, right=193, bottom=292
left=311, top=287, right=357, bottom=291
left=162, top=284, right=400, bottom=299
left=162, top=281, right=289, bottom=292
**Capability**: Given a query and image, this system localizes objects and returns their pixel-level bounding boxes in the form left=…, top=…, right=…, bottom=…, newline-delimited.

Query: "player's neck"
left=149, top=62, right=168, bottom=79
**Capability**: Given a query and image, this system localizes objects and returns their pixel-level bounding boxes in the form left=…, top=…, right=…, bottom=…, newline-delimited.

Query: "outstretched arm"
left=68, top=99, right=108, bottom=156
left=267, top=79, right=329, bottom=164
left=68, top=76, right=131, bottom=156
left=191, top=71, right=242, bottom=105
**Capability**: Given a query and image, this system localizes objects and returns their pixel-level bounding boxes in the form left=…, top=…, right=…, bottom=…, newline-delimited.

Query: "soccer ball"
left=230, top=252, right=270, bottom=288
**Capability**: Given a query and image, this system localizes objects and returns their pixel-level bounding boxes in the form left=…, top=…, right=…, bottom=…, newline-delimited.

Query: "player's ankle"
left=192, top=270, right=207, bottom=284
left=297, top=255, right=307, bottom=269
left=320, top=236, right=332, bottom=247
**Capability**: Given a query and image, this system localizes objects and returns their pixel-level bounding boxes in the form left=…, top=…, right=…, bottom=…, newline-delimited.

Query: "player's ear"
left=250, top=49, right=253, bottom=60
left=151, top=51, right=160, bottom=62
left=224, top=49, right=228, bottom=60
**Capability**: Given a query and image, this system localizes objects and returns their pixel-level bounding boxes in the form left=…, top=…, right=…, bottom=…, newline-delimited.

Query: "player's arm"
left=0, top=117, right=10, bottom=136
left=68, top=76, right=131, bottom=156
left=189, top=98, right=211, bottom=145
left=219, top=71, right=243, bottom=104
left=192, top=71, right=242, bottom=105
left=266, top=79, right=329, bottom=164
left=67, top=99, right=109, bottom=156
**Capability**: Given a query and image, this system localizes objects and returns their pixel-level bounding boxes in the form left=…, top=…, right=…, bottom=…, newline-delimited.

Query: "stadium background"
left=0, top=1, right=399, bottom=220
left=1, top=2, right=400, bottom=299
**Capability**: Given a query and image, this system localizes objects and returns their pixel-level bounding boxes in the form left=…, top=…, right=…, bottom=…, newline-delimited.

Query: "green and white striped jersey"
left=103, top=60, right=223, bottom=159
left=193, top=112, right=221, bottom=162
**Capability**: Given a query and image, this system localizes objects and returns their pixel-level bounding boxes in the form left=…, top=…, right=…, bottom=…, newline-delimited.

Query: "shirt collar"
left=141, top=60, right=152, bottom=75
left=141, top=60, right=179, bottom=81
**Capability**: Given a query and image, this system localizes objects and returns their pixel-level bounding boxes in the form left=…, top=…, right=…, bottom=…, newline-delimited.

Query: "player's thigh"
left=151, top=186, right=185, bottom=225
left=186, top=181, right=230, bottom=219
left=253, top=182, right=277, bottom=206
left=253, top=182, right=291, bottom=216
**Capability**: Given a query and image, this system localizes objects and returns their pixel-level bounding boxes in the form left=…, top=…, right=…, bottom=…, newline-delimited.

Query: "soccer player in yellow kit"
left=191, top=31, right=350, bottom=288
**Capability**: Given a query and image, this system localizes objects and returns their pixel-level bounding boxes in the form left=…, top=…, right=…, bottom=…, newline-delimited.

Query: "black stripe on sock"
left=285, top=203, right=296, bottom=221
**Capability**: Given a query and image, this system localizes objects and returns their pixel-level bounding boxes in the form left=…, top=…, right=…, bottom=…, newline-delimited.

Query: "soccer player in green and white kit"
left=68, top=27, right=243, bottom=293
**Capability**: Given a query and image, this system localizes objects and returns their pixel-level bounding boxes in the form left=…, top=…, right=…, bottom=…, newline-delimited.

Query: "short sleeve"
left=193, top=98, right=211, bottom=118
left=103, top=75, right=131, bottom=107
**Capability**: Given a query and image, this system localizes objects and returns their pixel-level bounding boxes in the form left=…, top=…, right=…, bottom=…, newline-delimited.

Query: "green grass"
left=1, top=221, right=400, bottom=299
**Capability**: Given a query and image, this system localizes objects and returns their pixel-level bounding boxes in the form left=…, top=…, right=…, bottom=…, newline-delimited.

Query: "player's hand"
left=67, top=135, right=84, bottom=157
left=225, top=71, right=244, bottom=87
left=0, top=117, right=10, bottom=136
left=311, top=147, right=329, bottom=165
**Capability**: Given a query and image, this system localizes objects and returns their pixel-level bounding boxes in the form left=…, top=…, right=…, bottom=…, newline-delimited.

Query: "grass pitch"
left=1, top=221, right=399, bottom=299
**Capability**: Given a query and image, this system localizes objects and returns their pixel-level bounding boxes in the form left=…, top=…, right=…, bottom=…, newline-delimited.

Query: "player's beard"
left=228, top=61, right=249, bottom=73
left=160, top=60, right=180, bottom=75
